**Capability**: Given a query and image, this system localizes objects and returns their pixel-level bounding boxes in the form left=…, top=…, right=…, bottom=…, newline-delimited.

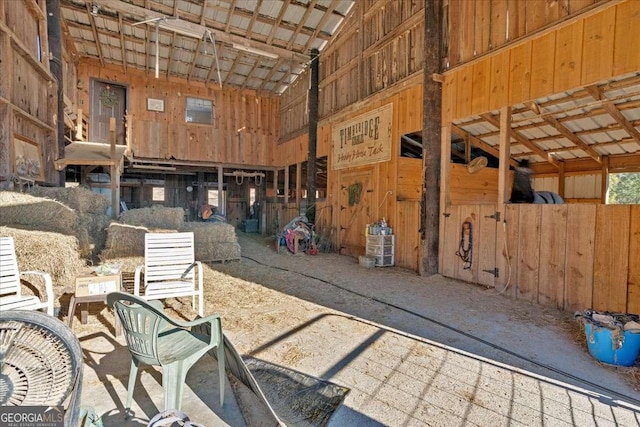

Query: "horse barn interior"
left=1, top=0, right=639, bottom=319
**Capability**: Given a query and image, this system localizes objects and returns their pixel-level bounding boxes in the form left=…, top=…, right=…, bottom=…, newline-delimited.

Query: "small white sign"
left=147, top=98, right=165, bottom=112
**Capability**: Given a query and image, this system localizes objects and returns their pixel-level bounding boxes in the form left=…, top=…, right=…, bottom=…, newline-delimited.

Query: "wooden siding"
left=0, top=0, right=58, bottom=184
left=443, top=1, right=639, bottom=123
left=442, top=203, right=640, bottom=314
left=77, top=61, right=280, bottom=167
left=445, top=0, right=609, bottom=68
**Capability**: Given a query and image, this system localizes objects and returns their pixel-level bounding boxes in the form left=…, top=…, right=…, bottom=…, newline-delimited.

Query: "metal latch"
left=482, top=268, right=499, bottom=277
left=484, top=212, right=500, bottom=222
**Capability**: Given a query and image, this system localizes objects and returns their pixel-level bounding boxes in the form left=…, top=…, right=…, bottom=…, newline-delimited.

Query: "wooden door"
left=339, top=170, right=374, bottom=257
left=90, top=80, right=127, bottom=145
left=440, top=204, right=500, bottom=288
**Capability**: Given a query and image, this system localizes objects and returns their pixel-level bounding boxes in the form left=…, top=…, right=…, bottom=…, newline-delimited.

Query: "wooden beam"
left=481, top=112, right=559, bottom=169
left=451, top=124, right=518, bottom=168
left=524, top=101, right=602, bottom=163
left=96, top=0, right=307, bottom=62
left=531, top=152, right=640, bottom=176
left=85, top=1, right=104, bottom=67
left=498, top=106, right=511, bottom=204
left=585, top=84, right=640, bottom=144
left=118, top=14, right=127, bottom=72
left=601, top=156, right=609, bottom=203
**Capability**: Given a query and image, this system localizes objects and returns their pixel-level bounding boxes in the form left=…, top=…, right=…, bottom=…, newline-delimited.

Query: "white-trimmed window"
left=186, top=97, right=213, bottom=124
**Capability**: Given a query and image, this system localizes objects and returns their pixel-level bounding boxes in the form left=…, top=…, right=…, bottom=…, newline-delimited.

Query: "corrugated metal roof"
left=453, top=72, right=640, bottom=170
left=60, top=0, right=354, bottom=93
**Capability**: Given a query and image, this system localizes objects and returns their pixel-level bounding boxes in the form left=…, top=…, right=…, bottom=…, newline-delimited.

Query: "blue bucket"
left=584, top=322, right=640, bottom=366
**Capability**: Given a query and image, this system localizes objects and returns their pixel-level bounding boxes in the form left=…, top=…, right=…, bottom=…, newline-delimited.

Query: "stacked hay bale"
left=0, top=226, right=86, bottom=310
left=26, top=186, right=111, bottom=258
left=100, top=205, right=241, bottom=263
left=181, top=222, right=241, bottom=262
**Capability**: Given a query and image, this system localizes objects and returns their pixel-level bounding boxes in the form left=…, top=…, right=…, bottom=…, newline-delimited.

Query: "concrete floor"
left=75, top=233, right=640, bottom=426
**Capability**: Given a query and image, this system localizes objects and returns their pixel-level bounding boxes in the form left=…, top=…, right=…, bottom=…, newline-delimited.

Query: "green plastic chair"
left=106, top=292, right=225, bottom=414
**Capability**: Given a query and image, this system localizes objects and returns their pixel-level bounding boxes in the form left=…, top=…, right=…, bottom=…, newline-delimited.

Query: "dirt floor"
left=73, top=231, right=640, bottom=426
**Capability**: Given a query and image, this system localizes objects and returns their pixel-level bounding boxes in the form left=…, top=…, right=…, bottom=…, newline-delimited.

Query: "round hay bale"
left=120, top=205, right=185, bottom=230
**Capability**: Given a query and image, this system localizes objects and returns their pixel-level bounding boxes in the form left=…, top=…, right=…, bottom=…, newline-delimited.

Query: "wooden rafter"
left=166, top=34, right=177, bottom=79
left=259, top=58, right=284, bottom=91
left=287, top=0, right=316, bottom=50
left=245, top=0, right=263, bottom=39
left=585, top=84, right=640, bottom=144
left=224, top=53, right=243, bottom=86
left=451, top=124, right=518, bottom=168
left=266, top=0, right=291, bottom=44
left=480, top=112, right=559, bottom=168
left=524, top=101, right=602, bottom=164
left=85, top=2, right=104, bottom=66
left=187, top=37, right=204, bottom=81
left=118, top=14, right=126, bottom=72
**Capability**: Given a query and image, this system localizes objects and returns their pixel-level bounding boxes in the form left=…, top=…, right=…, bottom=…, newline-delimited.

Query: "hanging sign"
left=331, top=103, right=393, bottom=170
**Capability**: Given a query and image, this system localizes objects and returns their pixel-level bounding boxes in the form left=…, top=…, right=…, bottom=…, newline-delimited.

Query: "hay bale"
left=120, top=205, right=185, bottom=230
left=100, top=223, right=149, bottom=259
left=180, top=222, right=238, bottom=242
left=28, top=185, right=109, bottom=214
left=195, top=242, right=241, bottom=262
left=0, top=190, right=78, bottom=236
left=0, top=226, right=86, bottom=308
left=180, top=222, right=240, bottom=262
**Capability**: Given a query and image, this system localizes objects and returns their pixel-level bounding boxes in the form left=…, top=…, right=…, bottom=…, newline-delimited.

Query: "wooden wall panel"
left=593, top=205, right=630, bottom=312
left=529, top=32, right=556, bottom=100
left=554, top=20, right=584, bottom=92
left=613, top=1, right=640, bottom=76
left=442, top=73, right=457, bottom=124
left=461, top=0, right=477, bottom=62
left=581, top=6, right=615, bottom=86
left=473, top=1, right=490, bottom=59
left=449, top=164, right=499, bottom=205
left=456, top=66, right=473, bottom=119
left=538, top=205, right=568, bottom=309
left=628, top=205, right=640, bottom=313
left=489, top=50, right=510, bottom=111
left=396, top=158, right=421, bottom=201
left=477, top=204, right=498, bottom=288
left=471, top=60, right=491, bottom=115
left=508, top=42, right=532, bottom=105
left=441, top=205, right=461, bottom=278
left=396, top=200, right=420, bottom=270
left=564, top=204, right=595, bottom=312
left=497, top=204, right=519, bottom=299
left=516, top=204, right=541, bottom=302
left=490, top=0, right=509, bottom=51
left=77, top=62, right=279, bottom=167
left=523, top=0, right=546, bottom=33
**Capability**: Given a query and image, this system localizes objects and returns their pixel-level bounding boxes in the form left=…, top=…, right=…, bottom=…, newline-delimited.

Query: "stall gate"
left=441, top=204, right=640, bottom=314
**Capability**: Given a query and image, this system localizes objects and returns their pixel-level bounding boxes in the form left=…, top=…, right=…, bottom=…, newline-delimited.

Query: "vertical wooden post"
left=439, top=124, right=452, bottom=273
left=307, top=48, right=319, bottom=223
left=273, top=169, right=279, bottom=198
left=498, top=106, right=512, bottom=205
left=420, top=0, right=442, bottom=276
left=558, top=161, right=565, bottom=199
left=46, top=0, right=64, bottom=185
left=0, top=31, right=12, bottom=182
left=217, top=166, right=224, bottom=215
left=284, top=166, right=289, bottom=205
left=109, top=118, right=119, bottom=219
left=296, top=162, right=302, bottom=213
left=600, top=156, right=609, bottom=203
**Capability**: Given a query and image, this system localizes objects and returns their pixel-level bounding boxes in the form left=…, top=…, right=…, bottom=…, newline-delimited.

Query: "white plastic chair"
left=134, top=232, right=204, bottom=316
left=0, top=236, right=54, bottom=315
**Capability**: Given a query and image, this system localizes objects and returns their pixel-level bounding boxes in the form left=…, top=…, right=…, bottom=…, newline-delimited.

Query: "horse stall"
left=441, top=202, right=640, bottom=315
